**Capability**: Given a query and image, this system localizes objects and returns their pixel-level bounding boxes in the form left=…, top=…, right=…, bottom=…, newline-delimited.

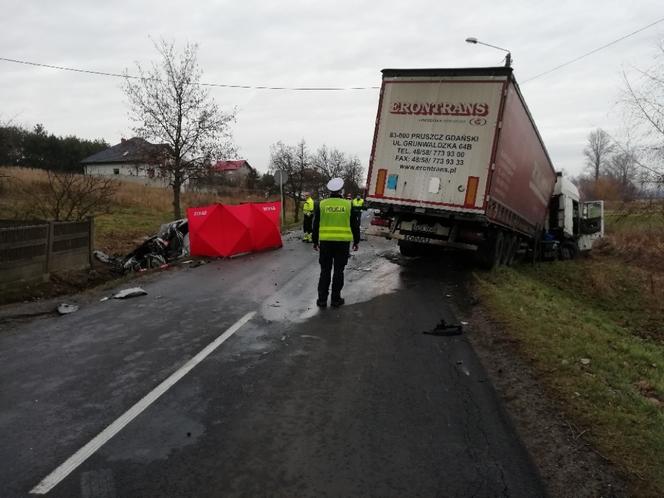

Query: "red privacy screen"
left=187, top=201, right=283, bottom=257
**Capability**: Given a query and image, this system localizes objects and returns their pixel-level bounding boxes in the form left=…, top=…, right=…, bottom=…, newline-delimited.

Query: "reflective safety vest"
left=352, top=198, right=364, bottom=208
left=303, top=197, right=314, bottom=215
left=318, top=198, right=353, bottom=242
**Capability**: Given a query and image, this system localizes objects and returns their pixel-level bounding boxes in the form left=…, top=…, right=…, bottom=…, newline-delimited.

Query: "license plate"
left=412, top=223, right=435, bottom=233
left=403, top=235, right=431, bottom=243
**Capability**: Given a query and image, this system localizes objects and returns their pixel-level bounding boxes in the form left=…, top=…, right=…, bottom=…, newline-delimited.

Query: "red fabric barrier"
left=187, top=201, right=283, bottom=257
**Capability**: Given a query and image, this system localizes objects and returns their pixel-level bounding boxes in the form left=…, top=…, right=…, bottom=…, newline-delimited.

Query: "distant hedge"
left=0, top=123, right=108, bottom=172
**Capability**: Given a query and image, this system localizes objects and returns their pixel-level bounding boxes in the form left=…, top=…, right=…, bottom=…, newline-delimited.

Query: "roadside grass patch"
left=95, top=207, right=173, bottom=254
left=475, top=260, right=664, bottom=494
left=0, top=166, right=284, bottom=254
left=604, top=201, right=664, bottom=269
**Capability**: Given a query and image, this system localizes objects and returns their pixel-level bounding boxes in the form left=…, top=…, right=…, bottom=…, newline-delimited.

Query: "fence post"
left=88, top=216, right=95, bottom=267
left=45, top=221, right=55, bottom=274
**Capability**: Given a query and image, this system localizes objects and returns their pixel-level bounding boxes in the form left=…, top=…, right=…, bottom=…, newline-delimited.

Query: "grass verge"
left=475, top=258, right=663, bottom=495
left=0, top=166, right=288, bottom=254
left=1, top=167, right=292, bottom=304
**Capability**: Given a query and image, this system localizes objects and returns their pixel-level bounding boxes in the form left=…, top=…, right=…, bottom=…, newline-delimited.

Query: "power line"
left=0, top=56, right=379, bottom=91
left=4, top=14, right=664, bottom=90
left=3, top=16, right=663, bottom=89
left=521, top=16, right=664, bottom=83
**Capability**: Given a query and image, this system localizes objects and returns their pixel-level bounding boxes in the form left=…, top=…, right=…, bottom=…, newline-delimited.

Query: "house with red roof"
left=211, top=160, right=255, bottom=185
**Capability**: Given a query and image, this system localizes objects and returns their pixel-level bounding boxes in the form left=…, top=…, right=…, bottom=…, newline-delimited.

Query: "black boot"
left=316, top=297, right=327, bottom=308
left=331, top=297, right=345, bottom=307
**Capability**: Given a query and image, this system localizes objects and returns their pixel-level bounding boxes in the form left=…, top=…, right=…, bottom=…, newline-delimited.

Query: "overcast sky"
left=2, top=0, right=663, bottom=177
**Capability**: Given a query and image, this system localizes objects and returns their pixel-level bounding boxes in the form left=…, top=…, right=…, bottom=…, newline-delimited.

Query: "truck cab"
left=546, top=173, right=604, bottom=258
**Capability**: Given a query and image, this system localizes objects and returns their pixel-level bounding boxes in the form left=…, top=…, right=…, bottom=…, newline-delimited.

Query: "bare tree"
left=621, top=40, right=664, bottom=189
left=312, top=146, right=365, bottom=194
left=26, top=171, right=118, bottom=221
left=342, top=155, right=365, bottom=193
left=271, top=140, right=366, bottom=220
left=622, top=53, right=664, bottom=143
left=312, top=145, right=345, bottom=181
left=123, top=39, right=236, bottom=219
left=608, top=149, right=638, bottom=200
left=269, top=140, right=308, bottom=222
left=583, top=129, right=615, bottom=181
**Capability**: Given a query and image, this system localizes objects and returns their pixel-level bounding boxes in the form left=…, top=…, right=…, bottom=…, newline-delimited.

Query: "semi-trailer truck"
left=365, top=67, right=603, bottom=267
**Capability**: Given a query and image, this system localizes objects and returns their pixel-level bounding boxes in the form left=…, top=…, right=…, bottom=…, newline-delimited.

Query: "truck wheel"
left=499, top=233, right=511, bottom=265
left=559, top=241, right=579, bottom=260
left=504, top=234, right=518, bottom=266
left=477, top=230, right=503, bottom=269
left=493, top=231, right=505, bottom=267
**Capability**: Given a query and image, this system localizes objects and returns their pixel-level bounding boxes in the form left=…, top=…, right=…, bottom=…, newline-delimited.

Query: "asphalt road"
left=0, top=230, right=545, bottom=497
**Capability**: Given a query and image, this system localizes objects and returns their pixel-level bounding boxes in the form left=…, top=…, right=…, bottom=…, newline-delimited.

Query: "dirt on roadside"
left=464, top=302, right=629, bottom=498
left=0, top=261, right=121, bottom=307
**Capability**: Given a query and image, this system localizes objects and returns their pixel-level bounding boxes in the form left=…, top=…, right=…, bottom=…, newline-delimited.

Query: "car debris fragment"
left=112, top=287, right=148, bottom=299
left=423, top=318, right=463, bottom=336
left=57, top=303, right=79, bottom=315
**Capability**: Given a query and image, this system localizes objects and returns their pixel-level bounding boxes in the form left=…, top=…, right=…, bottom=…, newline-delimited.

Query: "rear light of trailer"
left=464, top=176, right=480, bottom=207
left=375, top=168, right=387, bottom=197
left=371, top=217, right=391, bottom=227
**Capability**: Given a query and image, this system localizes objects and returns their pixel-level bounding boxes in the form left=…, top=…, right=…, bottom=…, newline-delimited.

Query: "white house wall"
left=85, top=163, right=152, bottom=176
left=84, top=163, right=188, bottom=188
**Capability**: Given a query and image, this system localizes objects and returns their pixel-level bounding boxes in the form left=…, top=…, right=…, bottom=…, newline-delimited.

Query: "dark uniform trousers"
left=303, top=214, right=313, bottom=235
left=317, top=241, right=350, bottom=300
left=351, top=208, right=362, bottom=229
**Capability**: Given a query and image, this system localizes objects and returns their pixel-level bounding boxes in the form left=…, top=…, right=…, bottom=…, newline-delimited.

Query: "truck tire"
left=477, top=230, right=503, bottom=270
left=503, top=234, right=518, bottom=266
left=499, top=233, right=511, bottom=265
left=559, top=241, right=579, bottom=260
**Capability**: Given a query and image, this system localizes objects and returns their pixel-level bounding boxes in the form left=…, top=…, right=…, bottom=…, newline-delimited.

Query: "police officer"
left=313, top=178, right=360, bottom=308
left=302, top=192, right=314, bottom=242
left=351, top=192, right=365, bottom=226
left=351, top=193, right=364, bottom=209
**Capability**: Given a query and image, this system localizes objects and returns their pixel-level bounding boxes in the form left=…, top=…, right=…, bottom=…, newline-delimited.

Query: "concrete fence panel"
left=0, top=218, right=93, bottom=289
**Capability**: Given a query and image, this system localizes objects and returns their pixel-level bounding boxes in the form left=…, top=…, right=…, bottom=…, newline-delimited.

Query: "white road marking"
left=30, top=311, right=256, bottom=495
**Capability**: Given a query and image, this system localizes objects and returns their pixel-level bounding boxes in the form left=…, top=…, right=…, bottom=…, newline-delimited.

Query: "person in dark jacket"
left=312, top=178, right=360, bottom=308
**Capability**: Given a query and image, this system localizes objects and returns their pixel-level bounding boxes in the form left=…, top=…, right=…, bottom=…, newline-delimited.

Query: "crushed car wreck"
left=94, top=219, right=190, bottom=274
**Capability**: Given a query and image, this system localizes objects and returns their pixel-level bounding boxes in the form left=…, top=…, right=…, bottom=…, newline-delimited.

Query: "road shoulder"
left=464, top=302, right=629, bottom=498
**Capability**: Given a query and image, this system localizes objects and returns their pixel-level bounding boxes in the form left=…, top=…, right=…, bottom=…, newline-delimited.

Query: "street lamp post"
left=465, top=37, right=512, bottom=67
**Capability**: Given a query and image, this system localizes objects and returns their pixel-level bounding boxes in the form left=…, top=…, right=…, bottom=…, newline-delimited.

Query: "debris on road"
left=93, top=250, right=114, bottom=265
left=57, top=303, right=79, bottom=315
left=94, top=219, right=190, bottom=274
left=112, top=287, right=148, bottom=299
left=423, top=319, right=463, bottom=336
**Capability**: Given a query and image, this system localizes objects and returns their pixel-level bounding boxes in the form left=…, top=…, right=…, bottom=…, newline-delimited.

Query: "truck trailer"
left=365, top=67, right=603, bottom=267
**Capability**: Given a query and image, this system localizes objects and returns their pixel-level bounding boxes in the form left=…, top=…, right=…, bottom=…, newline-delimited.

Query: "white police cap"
left=326, top=177, right=344, bottom=192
